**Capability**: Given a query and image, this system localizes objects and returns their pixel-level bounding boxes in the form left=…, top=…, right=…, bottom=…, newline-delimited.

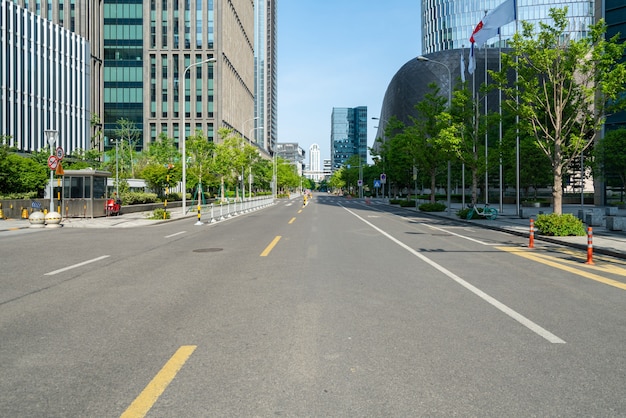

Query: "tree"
left=494, top=7, right=626, bottom=214
left=113, top=118, right=142, bottom=178
left=0, top=146, right=48, bottom=195
left=408, top=83, right=452, bottom=202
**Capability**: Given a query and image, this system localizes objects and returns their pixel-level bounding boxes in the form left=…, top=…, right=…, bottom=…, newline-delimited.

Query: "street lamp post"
left=181, top=57, right=216, bottom=215
left=44, top=129, right=58, bottom=212
left=372, top=117, right=388, bottom=199
left=247, top=126, right=263, bottom=198
left=417, top=56, right=452, bottom=215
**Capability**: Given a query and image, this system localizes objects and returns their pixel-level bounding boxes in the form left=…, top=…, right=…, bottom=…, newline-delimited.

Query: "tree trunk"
left=430, top=169, right=437, bottom=203
left=552, top=164, right=563, bottom=215
left=471, top=167, right=478, bottom=205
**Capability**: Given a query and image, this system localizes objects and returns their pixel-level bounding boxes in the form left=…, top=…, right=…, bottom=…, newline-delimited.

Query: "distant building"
left=331, top=107, right=367, bottom=172
left=275, top=143, right=305, bottom=176
left=305, top=144, right=324, bottom=181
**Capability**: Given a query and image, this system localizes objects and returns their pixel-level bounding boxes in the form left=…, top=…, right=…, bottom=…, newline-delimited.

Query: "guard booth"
left=61, top=169, right=111, bottom=218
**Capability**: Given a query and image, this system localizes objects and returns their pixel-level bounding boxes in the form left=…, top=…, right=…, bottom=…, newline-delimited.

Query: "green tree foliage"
left=594, top=127, right=626, bottom=193
left=494, top=7, right=626, bottom=214
left=0, top=146, right=48, bottom=195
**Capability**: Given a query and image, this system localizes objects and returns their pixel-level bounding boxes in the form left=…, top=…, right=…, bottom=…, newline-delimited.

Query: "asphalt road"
left=1, top=194, right=625, bottom=417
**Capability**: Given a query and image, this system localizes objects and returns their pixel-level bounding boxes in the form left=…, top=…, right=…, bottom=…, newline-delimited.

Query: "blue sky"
left=277, top=1, right=423, bottom=163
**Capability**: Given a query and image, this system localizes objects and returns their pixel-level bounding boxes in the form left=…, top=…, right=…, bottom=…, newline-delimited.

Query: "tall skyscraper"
left=331, top=107, right=367, bottom=172
left=6, top=0, right=104, bottom=151
left=1, top=1, right=92, bottom=154
left=103, top=0, right=275, bottom=155
left=422, top=0, right=595, bottom=54
left=254, top=0, right=278, bottom=154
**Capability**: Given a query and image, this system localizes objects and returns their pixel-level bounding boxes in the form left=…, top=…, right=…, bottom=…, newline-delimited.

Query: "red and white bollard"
left=529, top=218, right=535, bottom=249
left=585, top=226, right=594, bottom=265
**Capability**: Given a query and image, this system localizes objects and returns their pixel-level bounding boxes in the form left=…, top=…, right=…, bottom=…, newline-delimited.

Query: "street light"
left=44, top=129, right=58, bottom=212
left=247, top=126, right=263, bottom=198
left=181, top=57, right=216, bottom=215
left=417, top=55, right=452, bottom=215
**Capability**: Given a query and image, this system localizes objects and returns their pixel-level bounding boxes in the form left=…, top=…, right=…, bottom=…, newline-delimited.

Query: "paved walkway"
left=2, top=199, right=626, bottom=260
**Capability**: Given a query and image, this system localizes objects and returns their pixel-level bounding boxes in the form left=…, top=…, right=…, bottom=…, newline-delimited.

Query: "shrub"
left=399, top=200, right=417, bottom=207
left=419, top=202, right=446, bottom=212
left=457, top=207, right=474, bottom=219
left=149, top=207, right=171, bottom=220
left=534, top=213, right=586, bottom=236
left=121, top=192, right=159, bottom=205
left=389, top=199, right=403, bottom=205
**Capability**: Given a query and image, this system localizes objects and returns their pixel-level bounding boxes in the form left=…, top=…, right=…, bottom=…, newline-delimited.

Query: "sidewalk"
left=0, top=208, right=194, bottom=231
left=421, top=202, right=626, bottom=260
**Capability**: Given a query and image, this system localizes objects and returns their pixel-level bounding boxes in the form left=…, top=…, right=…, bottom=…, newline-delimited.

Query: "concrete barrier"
left=606, top=216, right=625, bottom=231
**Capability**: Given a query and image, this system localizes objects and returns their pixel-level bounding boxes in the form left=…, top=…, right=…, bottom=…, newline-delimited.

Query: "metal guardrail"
left=189, top=196, right=276, bottom=223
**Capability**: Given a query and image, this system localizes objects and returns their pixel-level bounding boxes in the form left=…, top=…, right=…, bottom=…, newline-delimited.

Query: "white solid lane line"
left=44, top=255, right=111, bottom=276
left=341, top=204, right=566, bottom=344
left=165, top=231, right=186, bottom=238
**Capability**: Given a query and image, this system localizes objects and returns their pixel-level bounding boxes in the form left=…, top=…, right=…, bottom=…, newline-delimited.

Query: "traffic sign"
left=374, top=180, right=381, bottom=188
left=55, top=161, right=65, bottom=175
left=380, top=173, right=387, bottom=184
left=47, top=155, right=59, bottom=170
left=357, top=179, right=363, bottom=187
left=55, top=146, right=64, bottom=160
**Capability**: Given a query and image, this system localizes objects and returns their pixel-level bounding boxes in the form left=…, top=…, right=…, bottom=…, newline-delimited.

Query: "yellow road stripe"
left=497, top=247, right=626, bottom=291
left=288, top=217, right=296, bottom=224
left=121, top=345, right=197, bottom=418
left=260, top=235, right=281, bottom=257
left=298, top=209, right=303, bottom=213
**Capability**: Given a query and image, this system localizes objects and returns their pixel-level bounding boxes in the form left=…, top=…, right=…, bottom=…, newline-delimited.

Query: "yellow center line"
left=288, top=217, right=296, bottom=224
left=298, top=209, right=303, bottom=213
left=260, top=235, right=282, bottom=257
left=121, top=345, right=197, bottom=418
left=497, top=247, right=626, bottom=291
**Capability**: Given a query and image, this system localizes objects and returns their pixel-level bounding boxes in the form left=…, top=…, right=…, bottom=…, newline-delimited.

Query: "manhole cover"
left=193, top=248, right=223, bottom=253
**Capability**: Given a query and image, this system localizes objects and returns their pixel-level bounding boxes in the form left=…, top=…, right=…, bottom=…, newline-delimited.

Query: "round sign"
left=55, top=146, right=64, bottom=160
left=47, top=155, right=59, bottom=170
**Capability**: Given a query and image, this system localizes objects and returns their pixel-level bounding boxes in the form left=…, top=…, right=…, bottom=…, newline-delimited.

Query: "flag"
left=460, top=50, right=466, bottom=83
left=469, top=0, right=516, bottom=48
left=468, top=43, right=476, bottom=75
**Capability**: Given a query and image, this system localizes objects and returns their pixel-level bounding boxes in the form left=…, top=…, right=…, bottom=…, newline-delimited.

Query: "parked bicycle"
left=466, top=203, right=498, bottom=220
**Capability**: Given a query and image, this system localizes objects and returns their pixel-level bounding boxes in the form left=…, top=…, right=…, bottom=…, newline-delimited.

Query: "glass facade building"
left=422, top=0, right=595, bottom=53
left=1, top=1, right=90, bottom=154
left=605, top=0, right=626, bottom=129
left=331, top=106, right=367, bottom=172
left=254, top=0, right=278, bottom=154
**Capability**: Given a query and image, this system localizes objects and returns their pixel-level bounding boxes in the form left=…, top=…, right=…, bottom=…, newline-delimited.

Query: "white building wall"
left=1, top=1, right=90, bottom=154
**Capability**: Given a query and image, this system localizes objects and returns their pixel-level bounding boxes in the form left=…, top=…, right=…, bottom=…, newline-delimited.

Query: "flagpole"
left=499, top=32, right=504, bottom=214
left=484, top=30, right=489, bottom=206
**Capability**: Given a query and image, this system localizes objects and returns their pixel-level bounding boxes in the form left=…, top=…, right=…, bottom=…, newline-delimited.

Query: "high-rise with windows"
left=331, top=107, right=367, bottom=172
left=254, top=0, right=277, bottom=154
left=11, top=0, right=104, bottom=150
left=1, top=1, right=91, bottom=153
left=422, top=0, right=595, bottom=54
left=104, top=0, right=260, bottom=153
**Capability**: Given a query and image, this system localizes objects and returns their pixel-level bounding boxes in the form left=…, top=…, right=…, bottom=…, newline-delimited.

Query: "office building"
left=9, top=0, right=104, bottom=149
left=1, top=1, right=91, bottom=154
left=275, top=143, right=305, bottom=175
left=254, top=0, right=278, bottom=153
left=604, top=0, right=626, bottom=129
left=331, top=107, right=367, bottom=172
left=422, top=0, right=595, bottom=54
left=104, top=0, right=253, bottom=151
left=305, top=144, right=323, bottom=181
